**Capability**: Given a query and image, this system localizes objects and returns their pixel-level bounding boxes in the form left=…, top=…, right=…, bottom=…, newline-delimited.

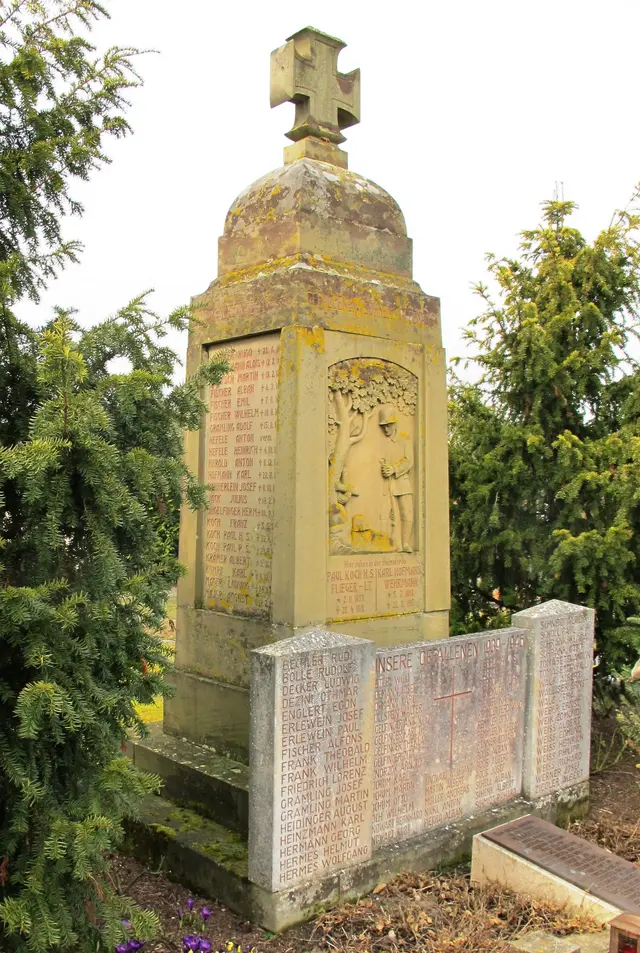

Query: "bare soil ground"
left=113, top=728, right=640, bottom=953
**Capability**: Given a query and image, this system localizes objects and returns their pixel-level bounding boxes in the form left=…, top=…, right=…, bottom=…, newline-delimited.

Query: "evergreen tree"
left=0, top=0, right=141, bottom=302
left=450, top=195, right=640, bottom=681
left=1, top=302, right=227, bottom=952
left=0, top=2, right=230, bottom=948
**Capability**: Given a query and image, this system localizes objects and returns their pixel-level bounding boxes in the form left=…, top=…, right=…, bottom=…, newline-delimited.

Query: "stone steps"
left=128, top=725, right=249, bottom=834
left=125, top=789, right=569, bottom=932
left=125, top=794, right=340, bottom=931
left=125, top=795, right=252, bottom=917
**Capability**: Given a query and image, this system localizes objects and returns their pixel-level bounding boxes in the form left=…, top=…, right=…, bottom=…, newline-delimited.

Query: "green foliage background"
left=449, top=197, right=640, bottom=682
left=0, top=2, right=228, bottom=949
left=1, top=2, right=639, bottom=950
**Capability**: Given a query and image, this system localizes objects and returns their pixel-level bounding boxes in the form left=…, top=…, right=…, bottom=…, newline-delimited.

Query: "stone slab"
left=568, top=935, right=609, bottom=953
left=423, top=628, right=529, bottom=830
left=514, top=601, right=594, bottom=798
left=472, top=833, right=619, bottom=926
left=507, top=932, right=581, bottom=953
left=203, top=332, right=279, bottom=618
left=482, top=815, right=640, bottom=914
left=129, top=723, right=249, bottom=833
left=129, top=785, right=587, bottom=932
left=249, top=629, right=376, bottom=892
left=372, top=628, right=528, bottom=846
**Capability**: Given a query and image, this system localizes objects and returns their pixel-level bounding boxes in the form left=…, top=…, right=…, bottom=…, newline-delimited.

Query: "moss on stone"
left=167, top=807, right=205, bottom=832
left=556, top=795, right=589, bottom=827
left=199, top=833, right=248, bottom=878
left=433, top=855, right=471, bottom=874
left=150, top=823, right=177, bottom=839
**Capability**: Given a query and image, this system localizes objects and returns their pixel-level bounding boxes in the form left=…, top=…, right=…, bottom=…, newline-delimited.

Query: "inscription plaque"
left=373, top=644, right=427, bottom=847
left=514, top=601, right=594, bottom=797
left=372, top=629, right=527, bottom=843
left=483, top=815, right=640, bottom=914
left=421, top=629, right=527, bottom=830
left=249, top=630, right=375, bottom=892
left=328, top=553, right=424, bottom=621
left=204, top=333, right=279, bottom=616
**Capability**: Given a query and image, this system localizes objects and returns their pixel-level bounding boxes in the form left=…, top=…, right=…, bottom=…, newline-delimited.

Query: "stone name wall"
left=249, top=630, right=375, bottom=892
left=374, top=629, right=527, bottom=849
left=514, top=601, right=594, bottom=798
left=248, top=600, right=594, bottom=893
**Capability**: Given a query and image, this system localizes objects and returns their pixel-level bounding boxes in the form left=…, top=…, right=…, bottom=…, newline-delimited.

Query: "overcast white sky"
left=17, top=0, right=640, bottom=376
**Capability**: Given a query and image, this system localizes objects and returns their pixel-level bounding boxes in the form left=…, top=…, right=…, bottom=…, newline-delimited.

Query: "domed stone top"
left=217, top=158, right=412, bottom=279
left=224, top=159, right=406, bottom=239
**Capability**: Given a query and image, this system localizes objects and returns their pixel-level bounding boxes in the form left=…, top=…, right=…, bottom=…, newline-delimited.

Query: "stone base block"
left=327, top=609, right=450, bottom=644
left=567, top=934, right=610, bottom=953
left=174, top=607, right=451, bottom=686
left=471, top=835, right=619, bottom=926
left=507, top=932, right=582, bottom=953
left=163, top=670, right=250, bottom=762
left=129, top=724, right=249, bottom=833
left=127, top=787, right=588, bottom=933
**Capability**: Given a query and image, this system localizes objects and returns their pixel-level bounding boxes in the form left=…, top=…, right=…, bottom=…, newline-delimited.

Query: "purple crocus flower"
left=198, top=940, right=212, bottom=953
left=121, top=920, right=132, bottom=932
left=201, top=907, right=211, bottom=923
left=183, top=937, right=200, bottom=952
left=178, top=906, right=184, bottom=922
left=116, top=945, right=128, bottom=953
left=187, top=897, right=195, bottom=911
left=127, top=941, right=145, bottom=952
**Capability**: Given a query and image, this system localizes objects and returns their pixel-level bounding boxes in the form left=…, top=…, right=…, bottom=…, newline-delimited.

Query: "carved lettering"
left=204, top=334, right=279, bottom=615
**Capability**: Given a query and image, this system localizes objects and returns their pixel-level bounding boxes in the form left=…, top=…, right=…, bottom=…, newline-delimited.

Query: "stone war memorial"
left=128, top=27, right=598, bottom=931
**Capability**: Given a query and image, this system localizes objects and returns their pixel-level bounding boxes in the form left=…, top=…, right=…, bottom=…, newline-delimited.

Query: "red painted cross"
left=434, top=669, right=473, bottom=769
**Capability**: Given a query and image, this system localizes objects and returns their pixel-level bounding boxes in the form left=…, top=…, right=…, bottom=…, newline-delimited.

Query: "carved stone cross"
left=434, top=670, right=473, bottom=769
left=270, top=27, right=360, bottom=145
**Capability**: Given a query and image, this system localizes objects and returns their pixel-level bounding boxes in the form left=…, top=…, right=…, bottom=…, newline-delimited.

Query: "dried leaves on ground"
left=115, top=748, right=638, bottom=952
left=113, top=858, right=604, bottom=953
left=309, top=872, right=602, bottom=953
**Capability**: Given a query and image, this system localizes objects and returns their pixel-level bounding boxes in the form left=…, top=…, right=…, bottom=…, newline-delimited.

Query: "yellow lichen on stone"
left=168, top=105, right=450, bottom=758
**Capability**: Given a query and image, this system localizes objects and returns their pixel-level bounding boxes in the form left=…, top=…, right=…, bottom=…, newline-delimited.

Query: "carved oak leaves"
left=327, top=358, right=417, bottom=506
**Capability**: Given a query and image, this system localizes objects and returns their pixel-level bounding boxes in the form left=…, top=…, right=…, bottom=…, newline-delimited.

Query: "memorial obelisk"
left=165, top=27, right=451, bottom=760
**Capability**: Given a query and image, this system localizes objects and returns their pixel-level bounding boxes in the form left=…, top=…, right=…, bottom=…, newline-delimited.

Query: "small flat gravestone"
left=482, top=815, right=640, bottom=915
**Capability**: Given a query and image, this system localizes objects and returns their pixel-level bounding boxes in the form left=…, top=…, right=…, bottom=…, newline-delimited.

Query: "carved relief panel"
left=326, top=358, right=423, bottom=621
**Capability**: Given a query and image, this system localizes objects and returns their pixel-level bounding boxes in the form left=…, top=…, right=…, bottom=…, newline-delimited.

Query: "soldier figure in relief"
left=379, top=404, right=414, bottom=553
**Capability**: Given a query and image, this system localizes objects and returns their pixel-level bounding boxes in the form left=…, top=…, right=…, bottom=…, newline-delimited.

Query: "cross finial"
left=270, top=27, right=360, bottom=168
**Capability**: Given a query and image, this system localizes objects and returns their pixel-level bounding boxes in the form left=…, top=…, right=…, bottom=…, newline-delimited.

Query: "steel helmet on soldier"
left=379, top=404, right=398, bottom=426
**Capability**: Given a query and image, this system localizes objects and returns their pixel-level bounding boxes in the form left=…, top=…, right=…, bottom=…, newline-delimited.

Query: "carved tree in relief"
left=328, top=359, right=417, bottom=506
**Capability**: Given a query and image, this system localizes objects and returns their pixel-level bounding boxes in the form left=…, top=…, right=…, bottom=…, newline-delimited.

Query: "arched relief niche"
left=328, top=356, right=419, bottom=558
left=326, top=357, right=423, bottom=621
left=328, top=358, right=418, bottom=556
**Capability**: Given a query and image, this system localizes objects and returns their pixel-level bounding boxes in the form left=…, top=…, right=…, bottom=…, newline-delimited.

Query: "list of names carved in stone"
left=204, top=333, right=279, bottom=616
left=531, top=614, right=593, bottom=794
left=373, top=646, right=427, bottom=848
left=421, top=631, right=527, bottom=829
left=276, top=646, right=372, bottom=889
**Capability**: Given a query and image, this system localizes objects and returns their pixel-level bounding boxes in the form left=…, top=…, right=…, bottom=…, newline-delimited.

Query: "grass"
left=137, top=696, right=164, bottom=724
left=135, top=588, right=177, bottom=725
